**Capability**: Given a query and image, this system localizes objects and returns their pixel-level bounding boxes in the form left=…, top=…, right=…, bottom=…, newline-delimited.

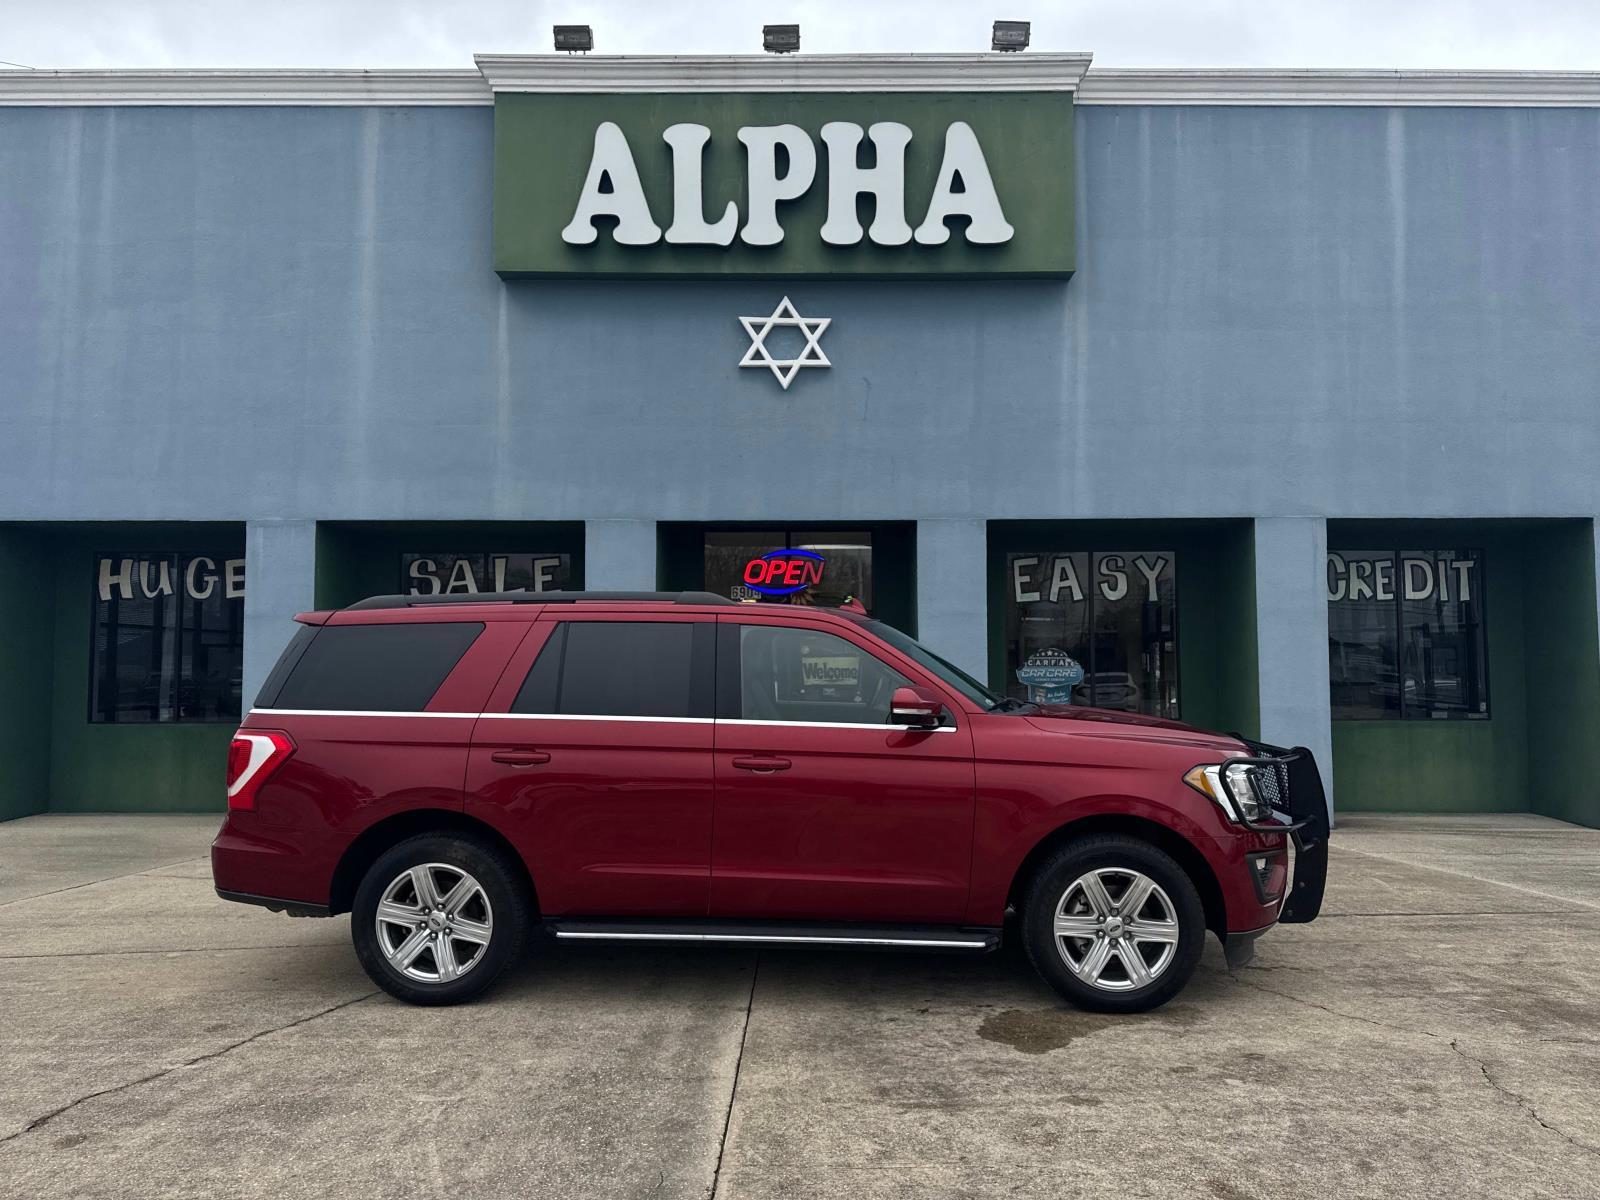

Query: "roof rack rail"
left=345, top=590, right=738, bottom=611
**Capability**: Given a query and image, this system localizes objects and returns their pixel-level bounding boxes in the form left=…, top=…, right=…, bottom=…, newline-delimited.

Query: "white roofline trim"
left=473, top=53, right=1095, bottom=94
left=0, top=69, right=491, bottom=106
left=1076, top=68, right=1600, bottom=107
left=5, top=62, right=1600, bottom=107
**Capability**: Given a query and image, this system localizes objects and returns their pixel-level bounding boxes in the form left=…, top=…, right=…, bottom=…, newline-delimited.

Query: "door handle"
left=490, top=749, right=551, bottom=767
left=732, top=755, right=792, bottom=773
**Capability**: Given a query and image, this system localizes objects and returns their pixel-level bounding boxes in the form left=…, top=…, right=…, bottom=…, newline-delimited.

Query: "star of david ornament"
left=738, top=296, right=831, bottom=390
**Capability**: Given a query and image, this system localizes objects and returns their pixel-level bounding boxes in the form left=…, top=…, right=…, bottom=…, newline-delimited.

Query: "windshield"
left=863, top=619, right=1010, bottom=710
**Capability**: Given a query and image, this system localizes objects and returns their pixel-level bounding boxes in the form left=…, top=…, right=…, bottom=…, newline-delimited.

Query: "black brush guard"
left=1223, top=737, right=1330, bottom=924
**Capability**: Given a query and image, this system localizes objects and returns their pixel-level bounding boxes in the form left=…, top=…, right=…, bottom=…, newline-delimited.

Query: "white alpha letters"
left=1133, top=556, right=1168, bottom=603
left=1401, top=557, right=1429, bottom=600
left=561, top=122, right=662, bottom=246
left=138, top=559, right=174, bottom=600
left=662, top=123, right=738, bottom=246
left=818, top=121, right=913, bottom=246
left=185, top=556, right=217, bottom=601
left=739, top=124, right=817, bottom=246
left=532, top=556, right=561, bottom=591
left=1098, top=555, right=1129, bottom=602
left=1048, top=557, right=1084, bottom=604
left=408, top=558, right=441, bottom=595
left=98, top=557, right=133, bottom=602
left=915, top=121, right=1015, bottom=246
left=1011, top=556, right=1041, bottom=603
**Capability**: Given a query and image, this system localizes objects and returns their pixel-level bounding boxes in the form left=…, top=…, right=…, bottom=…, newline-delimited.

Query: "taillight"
left=226, top=730, right=295, bottom=812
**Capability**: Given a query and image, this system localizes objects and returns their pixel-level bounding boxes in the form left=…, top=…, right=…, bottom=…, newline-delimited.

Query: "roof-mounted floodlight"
left=553, top=25, right=593, bottom=53
left=763, top=24, right=800, bottom=54
left=992, top=20, right=1030, bottom=51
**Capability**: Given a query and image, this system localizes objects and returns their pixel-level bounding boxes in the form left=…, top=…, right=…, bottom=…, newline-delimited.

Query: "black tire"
left=1021, top=834, right=1205, bottom=1014
left=351, top=833, right=532, bottom=1006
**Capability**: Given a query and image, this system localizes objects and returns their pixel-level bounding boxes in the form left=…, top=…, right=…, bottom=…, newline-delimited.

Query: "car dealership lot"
left=1, top=813, right=1597, bottom=1200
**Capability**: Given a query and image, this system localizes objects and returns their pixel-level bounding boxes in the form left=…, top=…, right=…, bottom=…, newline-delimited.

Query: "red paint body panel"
left=465, top=614, right=716, bottom=917
left=214, top=599, right=1297, bottom=943
left=711, top=720, right=976, bottom=923
left=708, top=612, right=977, bottom=923
left=965, top=712, right=1285, bottom=932
left=212, top=710, right=476, bottom=904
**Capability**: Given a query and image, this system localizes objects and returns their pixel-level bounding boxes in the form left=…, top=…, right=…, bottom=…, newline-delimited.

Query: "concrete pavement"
left=1, top=812, right=1597, bottom=1198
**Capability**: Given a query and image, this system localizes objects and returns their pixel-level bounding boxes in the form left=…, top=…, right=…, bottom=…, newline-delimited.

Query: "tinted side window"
left=737, top=625, right=910, bottom=725
left=513, top=621, right=706, bottom=719
left=273, top=622, right=483, bottom=712
left=254, top=623, right=318, bottom=708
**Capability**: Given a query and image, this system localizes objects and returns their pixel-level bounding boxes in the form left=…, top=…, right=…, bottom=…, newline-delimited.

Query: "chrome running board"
left=546, top=919, right=1000, bottom=952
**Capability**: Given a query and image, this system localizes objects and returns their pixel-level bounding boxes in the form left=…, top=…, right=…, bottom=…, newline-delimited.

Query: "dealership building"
left=2, top=51, right=1598, bottom=826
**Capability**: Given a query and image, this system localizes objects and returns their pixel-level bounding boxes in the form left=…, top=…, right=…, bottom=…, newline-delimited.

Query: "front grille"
left=1251, top=760, right=1289, bottom=811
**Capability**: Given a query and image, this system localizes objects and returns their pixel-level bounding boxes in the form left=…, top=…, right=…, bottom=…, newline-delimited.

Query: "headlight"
left=1183, top=762, right=1270, bottom=824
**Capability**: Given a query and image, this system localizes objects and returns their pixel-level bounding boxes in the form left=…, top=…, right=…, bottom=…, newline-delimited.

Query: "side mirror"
left=890, top=686, right=944, bottom=730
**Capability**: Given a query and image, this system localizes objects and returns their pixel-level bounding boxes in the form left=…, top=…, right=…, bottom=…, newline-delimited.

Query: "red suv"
left=214, top=591, right=1327, bottom=1012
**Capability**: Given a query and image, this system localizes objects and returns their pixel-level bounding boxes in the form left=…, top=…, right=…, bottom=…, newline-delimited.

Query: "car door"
left=465, top=613, right=716, bottom=917
left=709, top=615, right=977, bottom=925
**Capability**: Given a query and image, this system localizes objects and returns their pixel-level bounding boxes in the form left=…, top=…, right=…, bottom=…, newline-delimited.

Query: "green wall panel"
left=1521, top=521, right=1600, bottom=826
left=1331, top=522, right=1535, bottom=815
left=0, top=528, right=54, bottom=820
left=493, top=91, right=1074, bottom=277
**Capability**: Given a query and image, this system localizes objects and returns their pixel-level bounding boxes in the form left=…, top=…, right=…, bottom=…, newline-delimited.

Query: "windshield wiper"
left=990, top=696, right=1034, bottom=712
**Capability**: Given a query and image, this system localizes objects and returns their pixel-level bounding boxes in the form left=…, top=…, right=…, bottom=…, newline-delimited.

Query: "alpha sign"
left=492, top=92, right=1074, bottom=277
left=562, top=120, right=1013, bottom=249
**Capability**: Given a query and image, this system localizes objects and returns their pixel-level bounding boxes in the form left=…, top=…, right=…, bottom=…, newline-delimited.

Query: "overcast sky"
left=4, top=0, right=1600, bottom=71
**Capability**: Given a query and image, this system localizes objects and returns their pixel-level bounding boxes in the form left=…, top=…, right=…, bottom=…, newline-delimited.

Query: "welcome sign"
left=492, top=92, right=1074, bottom=277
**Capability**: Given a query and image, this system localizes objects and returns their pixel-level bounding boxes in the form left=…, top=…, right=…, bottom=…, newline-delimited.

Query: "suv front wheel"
left=1021, top=835, right=1205, bottom=1014
left=352, top=834, right=532, bottom=1006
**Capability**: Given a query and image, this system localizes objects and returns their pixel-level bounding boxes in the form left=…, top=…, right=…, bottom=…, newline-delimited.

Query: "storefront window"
left=1328, top=550, right=1488, bottom=720
left=90, top=553, right=244, bottom=723
left=1004, top=552, right=1179, bottom=717
left=401, top=553, right=572, bottom=595
left=704, top=530, right=872, bottom=610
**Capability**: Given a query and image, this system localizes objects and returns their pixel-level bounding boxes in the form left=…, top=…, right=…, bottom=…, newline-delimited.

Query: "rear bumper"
left=211, top=816, right=335, bottom=910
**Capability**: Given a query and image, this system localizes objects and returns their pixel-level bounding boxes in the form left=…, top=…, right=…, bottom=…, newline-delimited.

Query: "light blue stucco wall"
left=3, top=101, right=1599, bottom=809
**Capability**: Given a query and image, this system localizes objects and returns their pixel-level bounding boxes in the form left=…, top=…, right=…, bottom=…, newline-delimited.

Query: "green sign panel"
left=492, top=91, right=1074, bottom=278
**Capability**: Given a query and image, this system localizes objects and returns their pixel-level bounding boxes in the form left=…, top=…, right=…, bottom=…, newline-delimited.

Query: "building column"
left=1253, top=517, right=1335, bottom=819
left=243, top=520, right=318, bottom=708
left=916, top=518, right=988, bottom=681
left=585, top=519, right=658, bottom=590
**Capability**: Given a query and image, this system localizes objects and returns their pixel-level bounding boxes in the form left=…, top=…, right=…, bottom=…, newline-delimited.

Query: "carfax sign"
left=492, top=92, right=1074, bottom=277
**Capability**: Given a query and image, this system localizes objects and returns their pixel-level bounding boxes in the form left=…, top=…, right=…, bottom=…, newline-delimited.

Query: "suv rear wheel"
left=1021, top=835, right=1205, bottom=1014
left=351, top=834, right=531, bottom=1006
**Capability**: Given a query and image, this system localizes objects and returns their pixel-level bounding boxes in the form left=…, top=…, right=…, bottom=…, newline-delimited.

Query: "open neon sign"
left=742, top=548, right=826, bottom=596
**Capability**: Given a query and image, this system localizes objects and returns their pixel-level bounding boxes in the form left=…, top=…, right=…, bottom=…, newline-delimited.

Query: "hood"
left=1022, top=703, right=1244, bottom=755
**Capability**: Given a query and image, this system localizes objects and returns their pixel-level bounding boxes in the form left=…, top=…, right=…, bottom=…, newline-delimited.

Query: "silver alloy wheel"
left=375, top=863, right=494, bottom=984
left=1052, top=867, right=1180, bottom=992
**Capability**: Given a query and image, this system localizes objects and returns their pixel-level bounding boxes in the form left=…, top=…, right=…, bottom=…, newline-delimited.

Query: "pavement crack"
left=1231, top=973, right=1600, bottom=1161
left=1228, top=972, right=1444, bottom=1040
left=0, top=989, right=378, bottom=1146
left=708, top=952, right=759, bottom=1200
left=1449, top=1039, right=1600, bottom=1160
